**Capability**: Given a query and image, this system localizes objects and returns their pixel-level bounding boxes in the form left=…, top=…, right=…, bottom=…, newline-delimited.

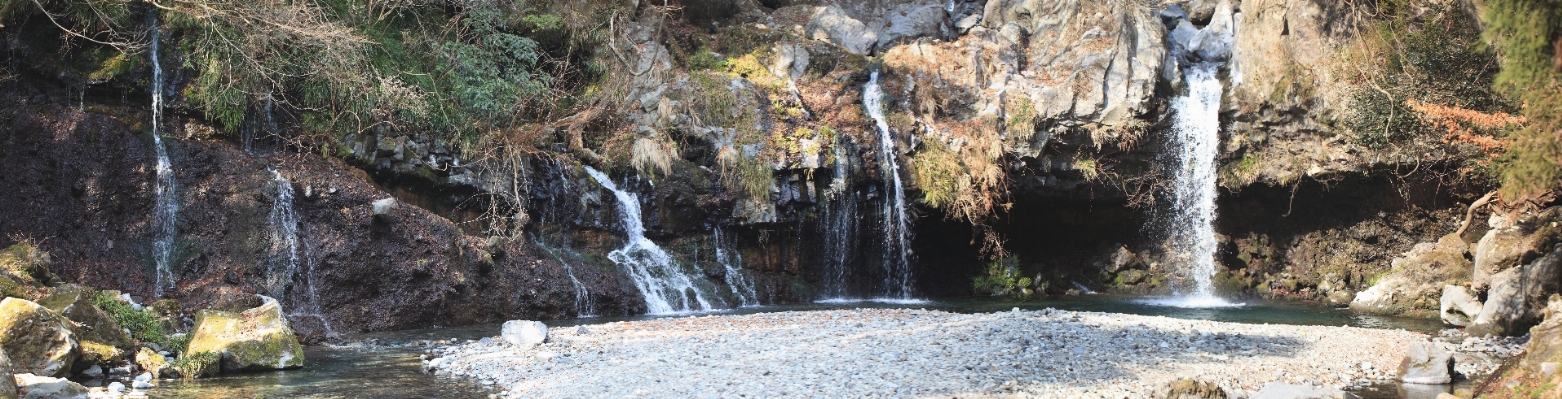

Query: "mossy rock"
left=37, top=285, right=133, bottom=350
left=136, top=347, right=168, bottom=378
left=76, top=341, right=122, bottom=368
left=0, top=349, right=17, bottom=399
left=169, top=350, right=219, bottom=379
left=186, top=297, right=304, bottom=373
left=0, top=298, right=77, bottom=377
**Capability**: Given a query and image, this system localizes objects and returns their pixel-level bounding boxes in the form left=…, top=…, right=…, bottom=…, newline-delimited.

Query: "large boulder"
left=501, top=320, right=548, bottom=347
left=1439, top=285, right=1483, bottom=327
left=1350, top=234, right=1471, bottom=317
left=1397, top=341, right=1453, bottom=384
left=35, top=285, right=132, bottom=350
left=1520, top=296, right=1562, bottom=372
left=12, top=374, right=86, bottom=399
left=185, top=296, right=305, bottom=373
left=1473, top=208, right=1562, bottom=290
left=0, top=298, right=77, bottom=377
left=1468, top=247, right=1562, bottom=336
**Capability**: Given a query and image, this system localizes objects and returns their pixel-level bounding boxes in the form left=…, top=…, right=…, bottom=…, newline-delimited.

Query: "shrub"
left=92, top=292, right=180, bottom=351
left=170, top=351, right=220, bottom=379
left=971, top=256, right=1034, bottom=298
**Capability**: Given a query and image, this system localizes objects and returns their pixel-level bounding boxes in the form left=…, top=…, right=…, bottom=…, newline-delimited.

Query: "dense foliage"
left=1483, top=0, right=1562, bottom=201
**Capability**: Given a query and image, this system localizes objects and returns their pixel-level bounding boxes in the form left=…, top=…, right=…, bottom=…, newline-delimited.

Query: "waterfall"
left=265, top=170, right=302, bottom=301
left=818, top=141, right=858, bottom=300
left=1155, top=1, right=1240, bottom=308
left=863, top=72, right=914, bottom=299
left=293, top=241, right=338, bottom=339
left=533, top=240, right=596, bottom=317
left=149, top=14, right=180, bottom=297
left=714, top=227, right=758, bottom=307
left=584, top=166, right=713, bottom=314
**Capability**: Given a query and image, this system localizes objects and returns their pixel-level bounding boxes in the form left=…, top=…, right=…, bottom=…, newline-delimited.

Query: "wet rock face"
left=0, top=98, right=644, bottom=341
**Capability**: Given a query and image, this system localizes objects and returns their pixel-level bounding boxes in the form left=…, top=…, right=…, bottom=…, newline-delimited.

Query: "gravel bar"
left=427, top=307, right=1426, bottom=398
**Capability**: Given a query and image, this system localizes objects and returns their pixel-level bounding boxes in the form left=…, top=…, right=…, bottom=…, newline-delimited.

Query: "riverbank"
left=428, top=307, right=1432, bottom=398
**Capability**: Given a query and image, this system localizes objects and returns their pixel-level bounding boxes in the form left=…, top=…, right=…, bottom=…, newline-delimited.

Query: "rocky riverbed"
left=425, top=307, right=1475, bottom=398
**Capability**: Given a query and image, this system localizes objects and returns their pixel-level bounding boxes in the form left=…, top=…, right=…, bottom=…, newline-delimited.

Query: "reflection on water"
left=153, top=295, right=1446, bottom=398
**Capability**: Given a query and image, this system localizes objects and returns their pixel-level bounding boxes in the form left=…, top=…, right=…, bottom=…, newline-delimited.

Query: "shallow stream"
left=151, top=296, right=1460, bottom=398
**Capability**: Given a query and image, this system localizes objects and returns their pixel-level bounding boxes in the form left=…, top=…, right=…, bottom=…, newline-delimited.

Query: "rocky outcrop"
left=0, top=298, right=77, bottom=377
left=1469, top=247, right=1561, bottom=336
left=1349, top=234, right=1471, bottom=317
left=185, top=296, right=304, bottom=373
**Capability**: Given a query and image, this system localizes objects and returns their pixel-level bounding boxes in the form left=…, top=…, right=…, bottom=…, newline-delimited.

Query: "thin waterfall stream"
left=863, top=72, right=914, bottom=299
left=266, top=170, right=302, bottom=301
left=149, top=14, right=179, bottom=297
left=585, top=166, right=713, bottom=314
left=714, top=227, right=757, bottom=307
left=533, top=239, right=596, bottom=317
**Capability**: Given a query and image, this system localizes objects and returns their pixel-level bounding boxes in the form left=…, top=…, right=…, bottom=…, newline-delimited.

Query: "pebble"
left=426, top=308, right=1439, bottom=398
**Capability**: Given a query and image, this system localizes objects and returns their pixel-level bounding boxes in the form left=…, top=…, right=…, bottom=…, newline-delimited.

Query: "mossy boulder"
left=135, top=347, right=167, bottom=378
left=36, top=285, right=133, bottom=350
left=75, top=342, right=121, bottom=369
left=185, top=296, right=304, bottom=373
left=0, top=298, right=77, bottom=377
left=0, top=244, right=54, bottom=300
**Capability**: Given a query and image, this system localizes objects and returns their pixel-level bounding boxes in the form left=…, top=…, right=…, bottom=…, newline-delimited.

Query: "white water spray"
left=714, top=227, right=758, bottom=307
left=585, top=166, right=713, bottom=314
left=266, top=170, right=302, bottom=300
left=818, top=142, right=859, bottom=300
left=149, top=15, right=180, bottom=297
left=863, top=72, right=914, bottom=299
left=1154, top=1, right=1241, bottom=308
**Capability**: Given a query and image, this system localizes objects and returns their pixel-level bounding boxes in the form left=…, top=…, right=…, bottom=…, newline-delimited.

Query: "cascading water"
left=714, top=227, right=758, bottom=307
left=265, top=170, right=302, bottom=301
left=818, top=141, right=859, bottom=300
left=533, top=240, right=596, bottom=317
left=585, top=166, right=713, bottom=314
left=149, top=14, right=180, bottom=297
left=293, top=241, right=338, bottom=339
left=1153, top=1, right=1241, bottom=308
left=863, top=72, right=914, bottom=299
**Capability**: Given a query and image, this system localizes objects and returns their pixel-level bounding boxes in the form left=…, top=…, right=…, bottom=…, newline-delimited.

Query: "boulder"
left=1469, top=247, right=1562, bottom=336
left=804, top=5, right=878, bottom=54
left=372, top=198, right=398, bottom=216
left=1251, top=382, right=1358, bottom=399
left=501, top=320, right=548, bottom=347
left=0, top=350, right=17, bottom=399
left=1520, top=296, right=1562, bottom=372
left=0, top=298, right=77, bottom=377
left=1397, top=341, right=1453, bottom=384
left=1472, top=209, right=1561, bottom=290
left=185, top=296, right=305, bottom=373
left=1154, top=378, right=1227, bottom=399
left=1102, top=245, right=1146, bottom=274
left=876, top=1, right=947, bottom=50
left=134, top=347, right=167, bottom=378
left=1349, top=234, right=1471, bottom=317
left=1439, top=285, right=1483, bottom=327
left=35, top=285, right=132, bottom=350
left=12, top=374, right=85, bottom=399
